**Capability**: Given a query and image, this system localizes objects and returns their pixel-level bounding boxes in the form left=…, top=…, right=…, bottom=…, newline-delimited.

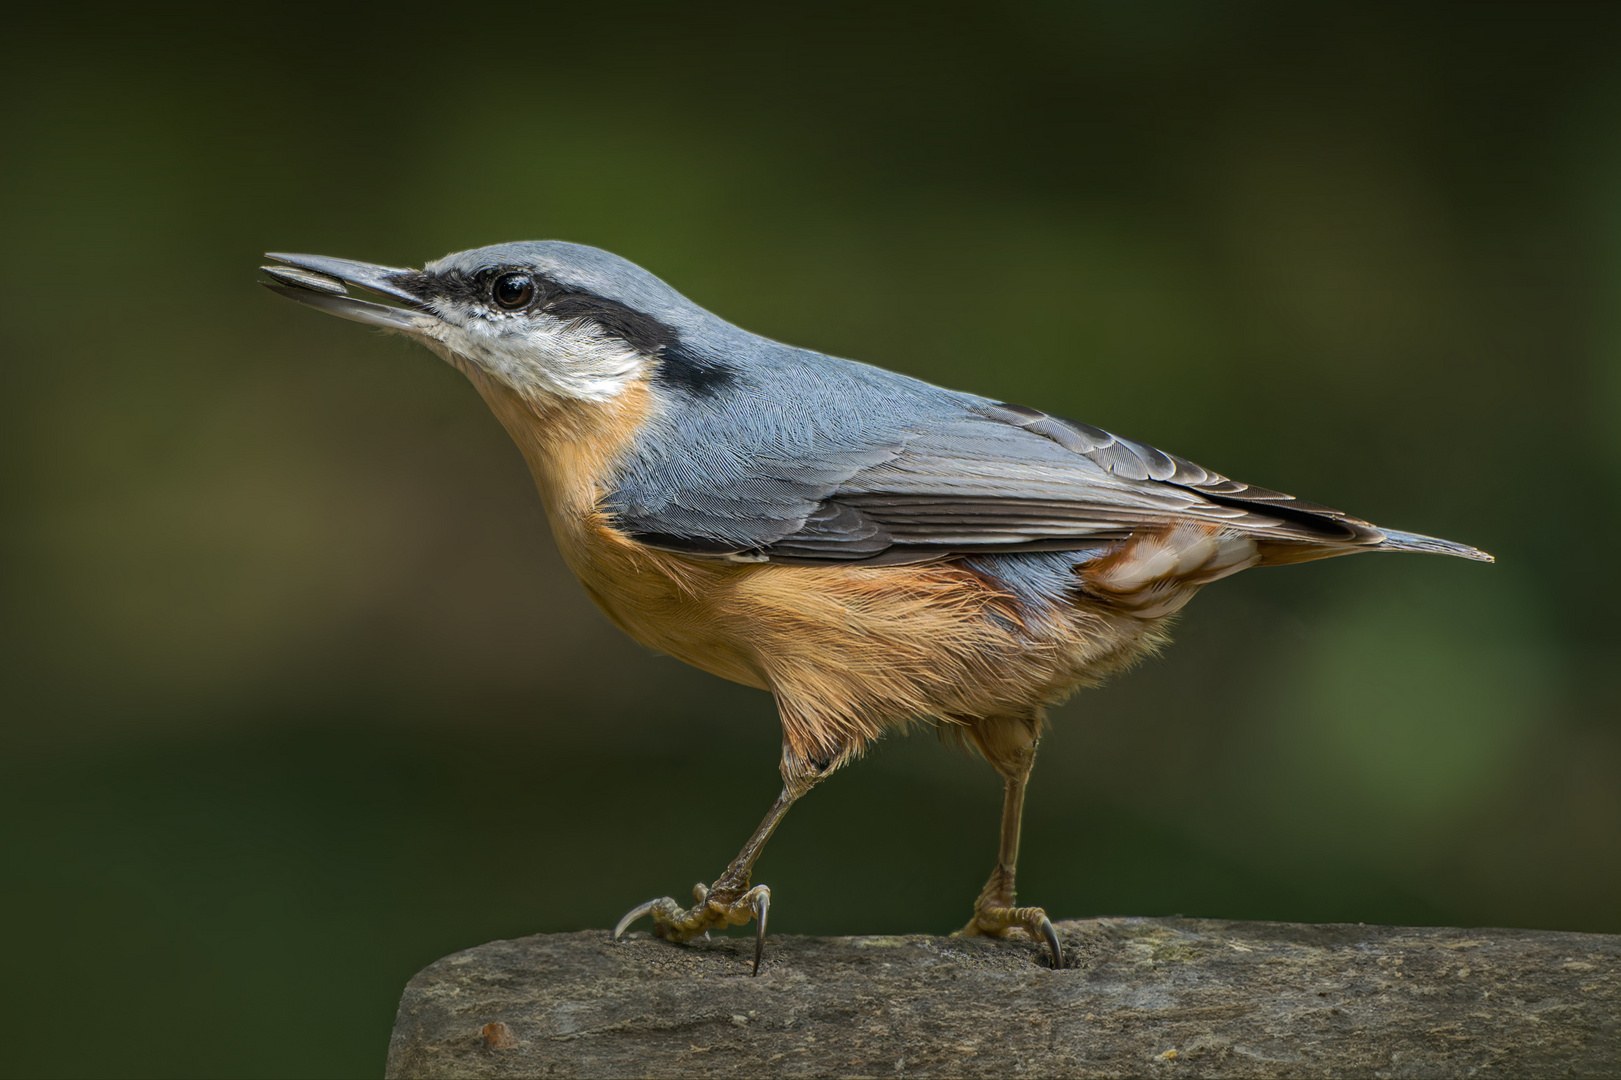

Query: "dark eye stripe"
left=406, top=267, right=684, bottom=360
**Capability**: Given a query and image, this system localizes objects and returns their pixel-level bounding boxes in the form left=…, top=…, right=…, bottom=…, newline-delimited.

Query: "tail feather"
left=1377, top=528, right=1494, bottom=563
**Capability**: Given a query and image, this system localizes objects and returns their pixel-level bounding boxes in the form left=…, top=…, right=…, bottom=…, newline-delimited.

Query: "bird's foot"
left=955, top=900, right=1063, bottom=968
left=613, top=879, right=772, bottom=974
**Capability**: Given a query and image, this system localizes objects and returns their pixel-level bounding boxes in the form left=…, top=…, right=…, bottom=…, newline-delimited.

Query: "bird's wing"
left=756, top=402, right=1388, bottom=564
left=605, top=350, right=1404, bottom=565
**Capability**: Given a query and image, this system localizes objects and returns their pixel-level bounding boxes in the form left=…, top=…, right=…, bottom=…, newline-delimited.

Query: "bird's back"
left=604, top=325, right=1486, bottom=570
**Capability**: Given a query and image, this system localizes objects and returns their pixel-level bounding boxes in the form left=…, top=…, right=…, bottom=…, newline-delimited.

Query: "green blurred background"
left=3, top=4, right=1618, bottom=1076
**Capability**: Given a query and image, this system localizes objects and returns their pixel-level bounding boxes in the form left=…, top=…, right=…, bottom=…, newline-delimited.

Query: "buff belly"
left=561, top=523, right=1171, bottom=762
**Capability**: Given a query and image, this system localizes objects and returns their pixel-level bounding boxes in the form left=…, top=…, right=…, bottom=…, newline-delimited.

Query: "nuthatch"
left=262, top=241, right=1491, bottom=972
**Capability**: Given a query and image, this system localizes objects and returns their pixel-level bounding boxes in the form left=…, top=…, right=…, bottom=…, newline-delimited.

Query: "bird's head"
left=262, top=241, right=732, bottom=406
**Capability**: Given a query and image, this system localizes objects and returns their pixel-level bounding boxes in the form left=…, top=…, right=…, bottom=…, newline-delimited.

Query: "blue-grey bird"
left=261, top=241, right=1491, bottom=972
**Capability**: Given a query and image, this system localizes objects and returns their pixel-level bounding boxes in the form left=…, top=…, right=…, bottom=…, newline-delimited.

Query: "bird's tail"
left=1377, top=528, right=1494, bottom=563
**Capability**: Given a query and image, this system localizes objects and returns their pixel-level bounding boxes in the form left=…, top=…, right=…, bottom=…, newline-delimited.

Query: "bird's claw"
left=612, top=881, right=773, bottom=975
left=955, top=903, right=1064, bottom=968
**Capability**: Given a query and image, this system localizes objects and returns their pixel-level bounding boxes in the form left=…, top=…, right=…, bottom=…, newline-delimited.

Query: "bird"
left=261, top=241, right=1491, bottom=973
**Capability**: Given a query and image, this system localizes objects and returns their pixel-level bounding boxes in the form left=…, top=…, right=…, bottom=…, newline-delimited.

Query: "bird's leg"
left=613, top=743, right=832, bottom=974
left=955, top=713, right=1063, bottom=967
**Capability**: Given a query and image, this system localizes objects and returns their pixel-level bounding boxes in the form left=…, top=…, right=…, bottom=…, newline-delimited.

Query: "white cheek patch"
left=424, top=303, right=648, bottom=403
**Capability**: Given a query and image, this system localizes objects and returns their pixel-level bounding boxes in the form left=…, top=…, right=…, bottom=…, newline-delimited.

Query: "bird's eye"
left=492, top=272, right=535, bottom=310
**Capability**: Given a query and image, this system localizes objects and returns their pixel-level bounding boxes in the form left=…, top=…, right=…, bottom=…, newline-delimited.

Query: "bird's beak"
left=260, top=253, right=435, bottom=334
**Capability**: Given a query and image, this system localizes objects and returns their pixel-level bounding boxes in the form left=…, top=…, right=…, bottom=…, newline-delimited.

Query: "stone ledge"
left=385, top=918, right=1618, bottom=1078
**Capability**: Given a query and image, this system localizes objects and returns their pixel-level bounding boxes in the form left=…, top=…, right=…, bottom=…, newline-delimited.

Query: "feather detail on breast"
left=459, top=369, right=783, bottom=690
left=557, top=523, right=1167, bottom=762
left=575, top=543, right=1167, bottom=763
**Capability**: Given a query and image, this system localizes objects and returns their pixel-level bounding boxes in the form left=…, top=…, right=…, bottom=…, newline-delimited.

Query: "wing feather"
left=605, top=351, right=1424, bottom=563
left=746, top=404, right=1384, bottom=561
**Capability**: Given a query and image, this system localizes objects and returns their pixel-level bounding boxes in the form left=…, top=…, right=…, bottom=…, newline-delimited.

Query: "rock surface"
left=385, top=918, right=1618, bottom=1078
